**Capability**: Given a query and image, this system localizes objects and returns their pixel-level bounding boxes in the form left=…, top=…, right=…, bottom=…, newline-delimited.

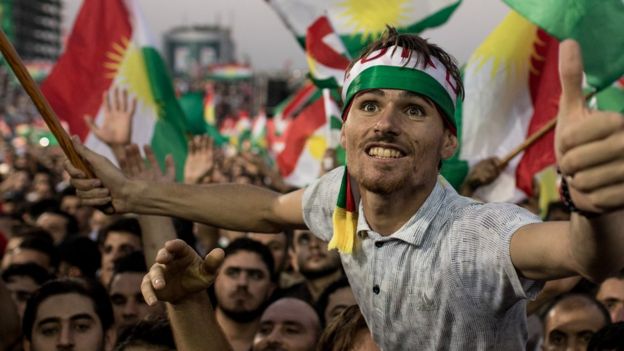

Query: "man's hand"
left=84, top=88, right=137, bottom=147
left=556, top=40, right=624, bottom=213
left=183, top=135, right=214, bottom=184
left=141, top=239, right=224, bottom=305
left=64, top=137, right=133, bottom=212
left=119, top=144, right=175, bottom=183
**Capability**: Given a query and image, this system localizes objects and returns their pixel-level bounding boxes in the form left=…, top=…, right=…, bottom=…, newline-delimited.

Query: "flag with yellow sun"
left=41, top=0, right=187, bottom=178
left=268, top=0, right=462, bottom=87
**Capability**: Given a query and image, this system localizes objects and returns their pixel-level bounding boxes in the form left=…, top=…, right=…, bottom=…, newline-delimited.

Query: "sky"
left=63, top=0, right=511, bottom=72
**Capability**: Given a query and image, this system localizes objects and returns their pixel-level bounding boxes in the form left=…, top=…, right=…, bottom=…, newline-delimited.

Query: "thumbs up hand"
left=556, top=40, right=624, bottom=214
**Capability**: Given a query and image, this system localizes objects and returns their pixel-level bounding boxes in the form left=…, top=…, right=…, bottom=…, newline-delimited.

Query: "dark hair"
left=316, top=304, right=371, bottom=351
left=348, top=26, right=464, bottom=101
left=2, top=263, right=54, bottom=286
left=25, top=199, right=60, bottom=221
left=22, top=278, right=114, bottom=340
left=587, top=322, right=624, bottom=351
left=98, top=217, right=143, bottom=247
left=58, top=236, right=101, bottom=279
left=112, top=251, right=147, bottom=277
left=542, top=293, right=611, bottom=326
left=18, top=235, right=59, bottom=269
left=315, top=277, right=351, bottom=327
left=38, top=208, right=80, bottom=237
left=225, top=238, right=276, bottom=282
left=114, top=318, right=175, bottom=351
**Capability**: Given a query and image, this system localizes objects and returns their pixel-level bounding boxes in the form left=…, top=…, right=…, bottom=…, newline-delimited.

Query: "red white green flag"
left=41, top=0, right=187, bottom=178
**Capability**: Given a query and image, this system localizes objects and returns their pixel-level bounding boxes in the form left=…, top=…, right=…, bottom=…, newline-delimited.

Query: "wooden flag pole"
left=0, top=29, right=95, bottom=177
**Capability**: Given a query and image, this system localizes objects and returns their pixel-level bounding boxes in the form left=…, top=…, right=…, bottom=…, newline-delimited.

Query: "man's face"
left=542, top=300, right=607, bottom=351
left=292, top=230, right=340, bottom=279
left=61, top=196, right=92, bottom=232
left=27, top=293, right=111, bottom=351
left=109, top=272, right=151, bottom=328
left=596, top=277, right=624, bottom=323
left=100, top=232, right=142, bottom=286
left=36, top=213, right=69, bottom=245
left=341, top=89, right=456, bottom=194
left=253, top=298, right=320, bottom=351
left=247, top=233, right=288, bottom=273
left=214, top=251, right=274, bottom=321
left=5, top=275, right=40, bottom=320
left=324, top=286, right=357, bottom=325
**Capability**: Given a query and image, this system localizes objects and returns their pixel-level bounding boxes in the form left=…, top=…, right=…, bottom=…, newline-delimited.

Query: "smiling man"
left=68, top=28, right=624, bottom=350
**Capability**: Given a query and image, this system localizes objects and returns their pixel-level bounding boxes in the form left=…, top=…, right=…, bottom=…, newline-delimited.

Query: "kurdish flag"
left=459, top=12, right=561, bottom=203
left=504, top=0, right=624, bottom=90
left=41, top=0, right=187, bottom=178
left=267, top=0, right=462, bottom=87
left=595, top=77, right=624, bottom=113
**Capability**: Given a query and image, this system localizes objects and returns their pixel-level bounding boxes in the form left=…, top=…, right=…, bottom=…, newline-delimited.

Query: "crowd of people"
left=0, top=29, right=623, bottom=351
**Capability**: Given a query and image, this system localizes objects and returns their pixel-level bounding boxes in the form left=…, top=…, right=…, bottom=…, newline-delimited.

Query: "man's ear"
left=441, top=130, right=458, bottom=160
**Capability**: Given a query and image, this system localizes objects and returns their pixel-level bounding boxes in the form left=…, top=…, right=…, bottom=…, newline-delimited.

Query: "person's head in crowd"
left=215, top=238, right=276, bottom=324
left=252, top=297, right=321, bottom=351
left=58, top=236, right=101, bottom=280
left=90, top=210, right=117, bottom=238
left=2, top=263, right=53, bottom=320
left=542, top=293, right=611, bottom=351
left=317, top=304, right=379, bottom=351
left=30, top=170, right=55, bottom=202
left=247, top=231, right=290, bottom=274
left=114, top=318, right=175, bottom=351
left=587, top=322, right=624, bottom=351
left=315, top=277, right=357, bottom=327
left=22, top=199, right=60, bottom=226
left=6, top=235, right=58, bottom=273
left=22, top=278, right=115, bottom=351
left=109, top=251, right=161, bottom=329
left=545, top=202, right=571, bottom=222
left=595, top=270, right=624, bottom=323
left=2, top=190, right=25, bottom=215
left=10, top=169, right=32, bottom=193
left=36, top=208, right=78, bottom=245
left=1, top=226, right=52, bottom=269
left=59, top=187, right=94, bottom=235
left=291, top=230, right=342, bottom=289
left=98, top=217, right=143, bottom=287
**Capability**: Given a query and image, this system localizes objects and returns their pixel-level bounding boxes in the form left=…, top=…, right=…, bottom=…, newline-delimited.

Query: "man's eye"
left=405, top=105, right=425, bottom=118
left=285, top=327, right=302, bottom=334
left=74, top=322, right=92, bottom=333
left=258, top=325, right=272, bottom=335
left=360, top=101, right=378, bottom=113
left=40, top=326, right=59, bottom=337
left=110, top=295, right=126, bottom=305
left=248, top=270, right=265, bottom=280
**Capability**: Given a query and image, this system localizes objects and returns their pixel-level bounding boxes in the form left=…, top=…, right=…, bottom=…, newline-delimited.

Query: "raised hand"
left=183, top=135, right=214, bottom=184
left=464, top=157, right=502, bottom=190
left=556, top=40, right=624, bottom=213
left=141, top=239, right=224, bottom=305
left=119, top=144, right=176, bottom=183
left=84, top=87, right=137, bottom=147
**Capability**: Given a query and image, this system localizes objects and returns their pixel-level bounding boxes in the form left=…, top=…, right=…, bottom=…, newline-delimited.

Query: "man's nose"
left=57, top=324, right=74, bottom=348
left=613, top=305, right=624, bottom=322
left=124, top=298, right=139, bottom=318
left=374, top=105, right=401, bottom=135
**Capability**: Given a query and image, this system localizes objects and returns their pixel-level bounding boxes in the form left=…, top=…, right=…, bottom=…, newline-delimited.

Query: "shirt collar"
left=356, top=178, right=448, bottom=246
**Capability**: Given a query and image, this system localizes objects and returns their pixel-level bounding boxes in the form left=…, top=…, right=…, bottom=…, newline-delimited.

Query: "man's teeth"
left=368, top=147, right=402, bottom=158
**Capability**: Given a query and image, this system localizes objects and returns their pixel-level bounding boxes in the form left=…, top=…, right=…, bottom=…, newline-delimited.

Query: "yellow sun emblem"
left=337, top=0, right=412, bottom=42
left=102, top=36, right=158, bottom=113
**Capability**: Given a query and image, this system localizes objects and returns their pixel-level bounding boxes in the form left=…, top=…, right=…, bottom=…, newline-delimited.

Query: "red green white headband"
left=341, top=45, right=459, bottom=133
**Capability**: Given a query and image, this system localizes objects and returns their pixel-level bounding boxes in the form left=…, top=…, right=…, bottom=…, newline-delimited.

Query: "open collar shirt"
left=302, top=167, right=543, bottom=350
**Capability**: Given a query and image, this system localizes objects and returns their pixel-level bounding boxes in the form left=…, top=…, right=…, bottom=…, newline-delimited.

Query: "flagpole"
left=0, top=29, right=95, bottom=177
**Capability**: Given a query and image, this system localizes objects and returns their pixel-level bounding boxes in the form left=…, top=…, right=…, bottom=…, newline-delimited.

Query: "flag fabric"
left=251, top=110, right=268, bottom=151
left=267, top=0, right=462, bottom=87
left=595, top=77, right=624, bottom=113
left=41, top=0, right=187, bottom=178
left=207, top=64, right=253, bottom=81
left=458, top=12, right=560, bottom=203
left=504, top=0, right=624, bottom=90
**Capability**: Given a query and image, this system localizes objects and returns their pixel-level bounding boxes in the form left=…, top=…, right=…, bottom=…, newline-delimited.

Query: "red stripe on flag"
left=515, top=30, right=560, bottom=196
left=41, top=0, right=132, bottom=141
left=306, top=16, right=350, bottom=70
left=282, top=83, right=316, bottom=120
left=277, top=98, right=326, bottom=176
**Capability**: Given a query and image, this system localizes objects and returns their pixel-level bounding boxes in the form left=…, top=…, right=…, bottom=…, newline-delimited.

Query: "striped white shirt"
left=302, top=167, right=543, bottom=350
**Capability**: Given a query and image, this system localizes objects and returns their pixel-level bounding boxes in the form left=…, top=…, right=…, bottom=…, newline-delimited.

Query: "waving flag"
left=41, top=0, right=187, bottom=178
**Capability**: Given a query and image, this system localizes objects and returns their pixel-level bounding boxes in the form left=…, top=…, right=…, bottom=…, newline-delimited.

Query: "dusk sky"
left=63, top=0, right=510, bottom=72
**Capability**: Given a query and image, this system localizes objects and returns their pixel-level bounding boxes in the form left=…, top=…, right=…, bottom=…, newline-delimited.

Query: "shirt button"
left=373, top=285, right=380, bottom=294
left=375, top=241, right=384, bottom=248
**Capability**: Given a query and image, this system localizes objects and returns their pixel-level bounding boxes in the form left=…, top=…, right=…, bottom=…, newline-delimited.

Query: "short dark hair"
left=22, top=278, right=114, bottom=340
left=38, top=208, right=80, bottom=238
left=58, top=236, right=101, bottom=279
left=18, top=235, right=59, bottom=269
left=315, top=277, right=351, bottom=327
left=224, top=238, right=276, bottom=282
left=2, top=263, right=54, bottom=286
left=114, top=318, right=175, bottom=351
left=316, top=304, right=370, bottom=351
left=98, top=217, right=142, bottom=247
left=587, top=322, right=624, bottom=351
left=110, top=251, right=148, bottom=290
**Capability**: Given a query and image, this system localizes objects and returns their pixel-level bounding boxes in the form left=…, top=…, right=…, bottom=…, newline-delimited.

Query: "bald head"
left=253, top=298, right=320, bottom=351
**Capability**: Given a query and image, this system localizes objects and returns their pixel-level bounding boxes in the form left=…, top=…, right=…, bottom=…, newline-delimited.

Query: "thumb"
left=71, top=136, right=106, bottom=170
left=203, top=248, right=225, bottom=274
left=558, top=40, right=585, bottom=119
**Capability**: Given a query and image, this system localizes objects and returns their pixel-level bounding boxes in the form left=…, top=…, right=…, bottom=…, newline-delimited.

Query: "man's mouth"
left=367, top=146, right=405, bottom=159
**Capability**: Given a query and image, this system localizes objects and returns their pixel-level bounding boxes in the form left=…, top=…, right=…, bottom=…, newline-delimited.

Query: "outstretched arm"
left=65, top=139, right=306, bottom=233
left=510, top=41, right=624, bottom=283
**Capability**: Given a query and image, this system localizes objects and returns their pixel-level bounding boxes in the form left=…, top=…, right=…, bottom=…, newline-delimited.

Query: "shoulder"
left=301, top=166, right=345, bottom=241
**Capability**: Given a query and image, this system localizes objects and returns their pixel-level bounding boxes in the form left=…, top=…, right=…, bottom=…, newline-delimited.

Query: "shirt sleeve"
left=451, top=203, right=544, bottom=312
left=301, top=166, right=344, bottom=242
